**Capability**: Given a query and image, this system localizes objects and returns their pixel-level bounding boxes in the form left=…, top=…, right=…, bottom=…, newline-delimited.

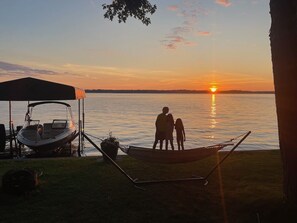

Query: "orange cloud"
left=167, top=5, right=178, bottom=11
left=0, top=61, right=274, bottom=91
left=216, top=0, right=231, bottom=7
left=162, top=37, right=183, bottom=49
left=197, top=31, right=211, bottom=36
left=184, top=41, right=197, bottom=47
left=162, top=35, right=197, bottom=49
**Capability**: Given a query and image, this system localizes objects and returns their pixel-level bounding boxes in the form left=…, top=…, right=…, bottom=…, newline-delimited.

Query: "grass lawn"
left=0, top=150, right=296, bottom=223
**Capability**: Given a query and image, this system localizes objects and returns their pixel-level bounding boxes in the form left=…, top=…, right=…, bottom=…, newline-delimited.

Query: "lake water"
left=0, top=93, right=279, bottom=156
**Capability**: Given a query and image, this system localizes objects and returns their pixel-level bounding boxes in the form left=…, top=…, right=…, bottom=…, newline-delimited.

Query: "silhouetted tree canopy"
left=102, top=0, right=157, bottom=25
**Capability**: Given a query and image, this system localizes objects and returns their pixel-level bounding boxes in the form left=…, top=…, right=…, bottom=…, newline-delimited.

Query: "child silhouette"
left=175, top=118, right=186, bottom=150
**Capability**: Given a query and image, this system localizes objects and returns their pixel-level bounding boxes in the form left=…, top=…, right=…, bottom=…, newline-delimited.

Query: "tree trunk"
left=270, top=0, right=297, bottom=203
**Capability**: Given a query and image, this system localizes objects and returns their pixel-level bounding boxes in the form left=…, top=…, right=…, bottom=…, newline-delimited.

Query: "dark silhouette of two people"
left=153, top=107, right=186, bottom=150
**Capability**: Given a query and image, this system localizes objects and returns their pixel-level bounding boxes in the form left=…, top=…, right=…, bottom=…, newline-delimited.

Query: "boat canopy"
left=0, top=77, right=85, bottom=101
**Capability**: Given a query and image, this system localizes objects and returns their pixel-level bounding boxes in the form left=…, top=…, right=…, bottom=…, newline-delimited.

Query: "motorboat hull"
left=17, top=128, right=77, bottom=152
left=17, top=101, right=78, bottom=153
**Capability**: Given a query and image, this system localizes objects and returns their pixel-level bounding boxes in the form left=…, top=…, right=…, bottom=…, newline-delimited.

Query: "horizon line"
left=85, top=89, right=275, bottom=94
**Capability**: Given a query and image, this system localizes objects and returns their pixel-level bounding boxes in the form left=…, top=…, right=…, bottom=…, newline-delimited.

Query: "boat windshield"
left=23, top=103, right=75, bottom=128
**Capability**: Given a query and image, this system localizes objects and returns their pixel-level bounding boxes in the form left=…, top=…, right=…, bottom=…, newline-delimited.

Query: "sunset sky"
left=0, top=0, right=273, bottom=91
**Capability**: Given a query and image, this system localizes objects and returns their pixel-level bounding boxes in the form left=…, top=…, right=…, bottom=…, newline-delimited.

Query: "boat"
left=17, top=101, right=77, bottom=152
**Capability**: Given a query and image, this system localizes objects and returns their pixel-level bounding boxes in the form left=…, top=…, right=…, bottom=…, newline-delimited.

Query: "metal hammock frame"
left=82, top=131, right=251, bottom=187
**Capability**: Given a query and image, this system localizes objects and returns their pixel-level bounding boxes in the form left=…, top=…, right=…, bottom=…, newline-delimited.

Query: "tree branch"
left=102, top=0, right=157, bottom=25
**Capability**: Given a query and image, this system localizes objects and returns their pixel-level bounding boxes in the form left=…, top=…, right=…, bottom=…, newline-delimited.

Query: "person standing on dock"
left=175, top=118, right=186, bottom=150
left=152, top=107, right=169, bottom=150
left=165, top=113, right=175, bottom=150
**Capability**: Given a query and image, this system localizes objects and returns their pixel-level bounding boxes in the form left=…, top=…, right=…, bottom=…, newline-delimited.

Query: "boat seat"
left=43, top=123, right=64, bottom=139
left=51, top=120, right=67, bottom=129
left=21, top=129, right=40, bottom=141
left=42, top=123, right=53, bottom=139
left=43, top=123, right=52, bottom=133
left=25, top=124, right=41, bottom=130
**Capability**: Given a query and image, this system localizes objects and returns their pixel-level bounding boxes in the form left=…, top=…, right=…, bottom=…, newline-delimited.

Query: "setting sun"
left=210, top=86, right=218, bottom=93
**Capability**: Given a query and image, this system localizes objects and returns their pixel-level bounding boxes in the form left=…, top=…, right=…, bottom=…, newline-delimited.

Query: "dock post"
left=82, top=98, right=85, bottom=154
left=9, top=101, right=13, bottom=156
left=78, top=99, right=81, bottom=157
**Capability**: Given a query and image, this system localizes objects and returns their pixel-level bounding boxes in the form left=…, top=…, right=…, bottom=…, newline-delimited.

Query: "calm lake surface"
left=0, top=93, right=279, bottom=156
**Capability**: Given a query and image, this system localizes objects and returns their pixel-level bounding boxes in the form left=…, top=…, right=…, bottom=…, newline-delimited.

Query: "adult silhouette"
left=165, top=113, right=175, bottom=150
left=152, top=107, right=169, bottom=150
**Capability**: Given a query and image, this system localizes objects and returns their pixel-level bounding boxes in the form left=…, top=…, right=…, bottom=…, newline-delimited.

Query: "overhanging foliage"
left=102, top=0, right=157, bottom=25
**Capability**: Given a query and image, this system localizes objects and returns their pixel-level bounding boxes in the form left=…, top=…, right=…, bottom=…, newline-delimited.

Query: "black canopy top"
left=0, top=77, right=86, bottom=101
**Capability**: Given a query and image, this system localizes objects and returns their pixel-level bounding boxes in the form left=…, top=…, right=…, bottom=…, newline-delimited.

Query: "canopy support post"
left=82, top=98, right=85, bottom=154
left=78, top=99, right=81, bottom=157
left=9, top=101, right=12, bottom=156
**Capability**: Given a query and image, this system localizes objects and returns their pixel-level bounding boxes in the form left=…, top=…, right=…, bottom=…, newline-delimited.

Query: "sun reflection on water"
left=210, top=94, right=217, bottom=130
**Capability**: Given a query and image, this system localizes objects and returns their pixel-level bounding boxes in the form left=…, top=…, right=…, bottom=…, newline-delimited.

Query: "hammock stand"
left=82, top=131, right=251, bottom=186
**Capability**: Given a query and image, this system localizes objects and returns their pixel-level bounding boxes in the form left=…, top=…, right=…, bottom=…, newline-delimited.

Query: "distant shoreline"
left=86, top=89, right=275, bottom=94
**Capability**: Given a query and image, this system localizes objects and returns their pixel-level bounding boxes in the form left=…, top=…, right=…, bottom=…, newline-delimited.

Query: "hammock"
left=82, top=131, right=251, bottom=186
left=120, top=143, right=233, bottom=164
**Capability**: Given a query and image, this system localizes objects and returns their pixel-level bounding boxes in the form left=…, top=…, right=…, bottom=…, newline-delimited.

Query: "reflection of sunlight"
left=210, top=94, right=217, bottom=129
left=215, top=153, right=228, bottom=222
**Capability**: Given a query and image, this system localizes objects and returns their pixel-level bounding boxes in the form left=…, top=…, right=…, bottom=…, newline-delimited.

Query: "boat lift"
left=0, top=77, right=86, bottom=157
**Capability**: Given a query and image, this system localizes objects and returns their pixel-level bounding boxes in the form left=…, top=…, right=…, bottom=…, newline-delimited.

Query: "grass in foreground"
left=0, top=150, right=295, bottom=223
